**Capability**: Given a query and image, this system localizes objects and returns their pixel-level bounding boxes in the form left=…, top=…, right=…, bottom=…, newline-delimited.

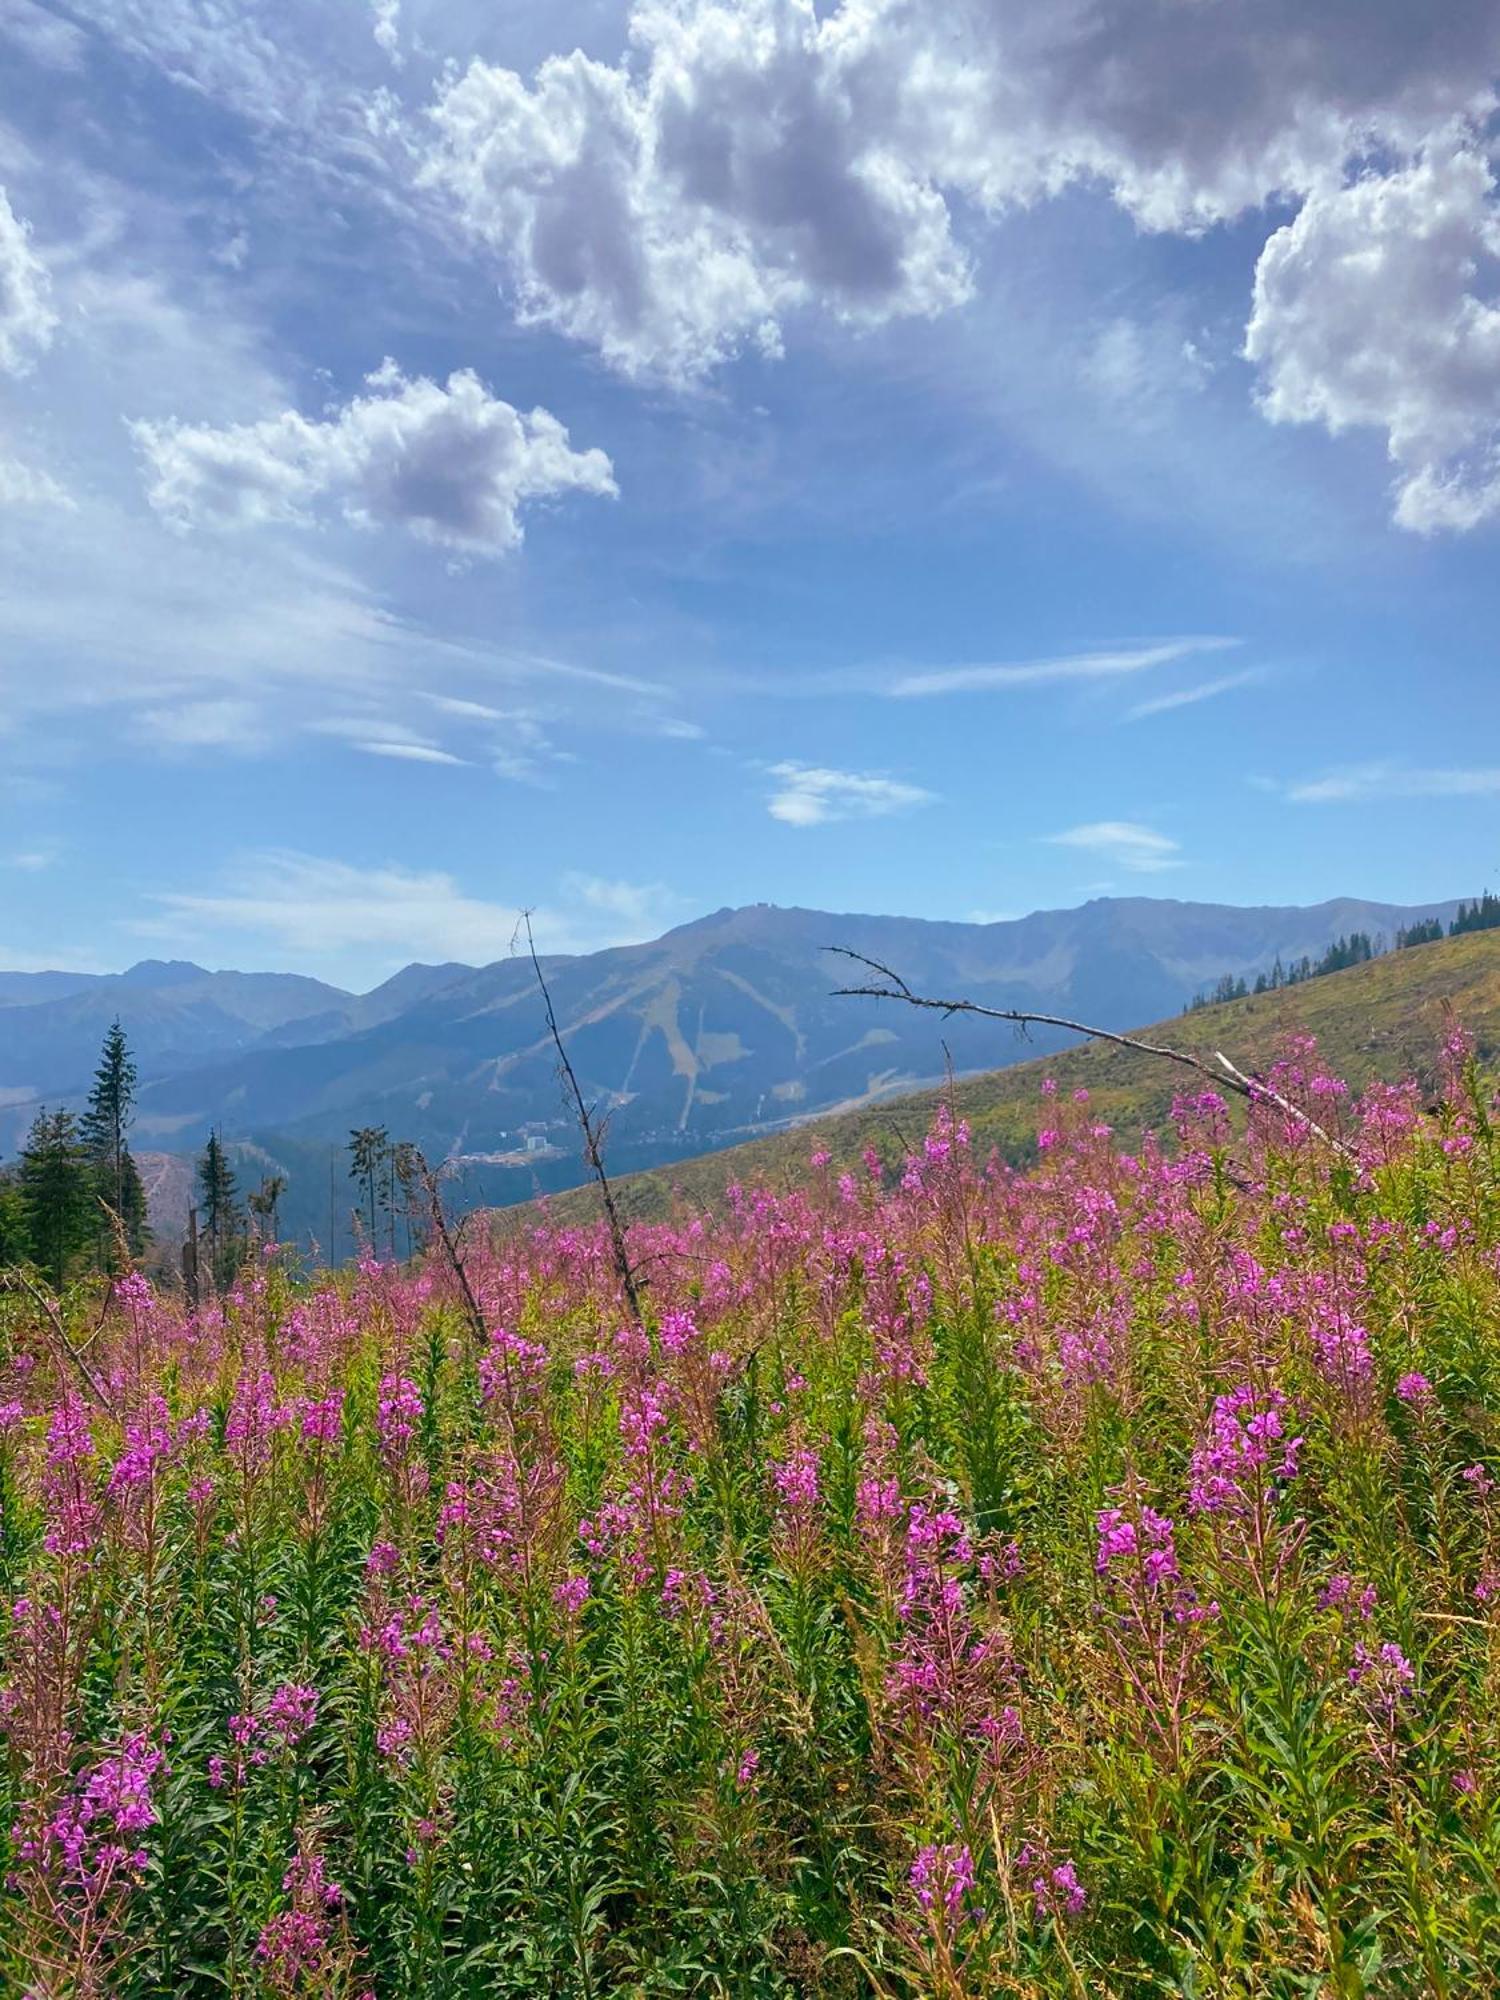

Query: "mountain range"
left=0, top=892, right=1462, bottom=1243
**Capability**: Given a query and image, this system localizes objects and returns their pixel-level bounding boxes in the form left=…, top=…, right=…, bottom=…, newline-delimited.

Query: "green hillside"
left=513, top=928, right=1500, bottom=1228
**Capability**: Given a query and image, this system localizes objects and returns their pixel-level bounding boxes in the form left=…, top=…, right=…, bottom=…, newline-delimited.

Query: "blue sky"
left=1, top=0, right=1498, bottom=991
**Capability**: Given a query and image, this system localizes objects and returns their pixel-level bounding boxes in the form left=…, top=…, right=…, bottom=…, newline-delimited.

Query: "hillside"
left=515, top=927, right=1500, bottom=1228
left=1, top=893, right=1473, bottom=1249
left=117, top=892, right=1460, bottom=1226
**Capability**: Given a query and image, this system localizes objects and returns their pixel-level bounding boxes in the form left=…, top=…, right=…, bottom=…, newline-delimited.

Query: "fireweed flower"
left=1016, top=1842, right=1086, bottom=1920
left=909, top=1841, right=975, bottom=1924
left=264, top=1684, right=319, bottom=1746
left=21, top=1734, right=164, bottom=1891
left=1188, top=1385, right=1302, bottom=1518
left=377, top=1375, right=424, bottom=1456
left=1396, top=1371, right=1435, bottom=1407
left=42, top=1395, right=100, bottom=1556
left=1095, top=1505, right=1179, bottom=1590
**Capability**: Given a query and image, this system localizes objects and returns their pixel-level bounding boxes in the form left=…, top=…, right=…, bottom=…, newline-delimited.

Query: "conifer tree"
left=80, top=1019, right=147, bottom=1264
left=0, top=1170, right=28, bottom=1269
left=18, top=1108, right=93, bottom=1288
left=197, top=1132, right=242, bottom=1291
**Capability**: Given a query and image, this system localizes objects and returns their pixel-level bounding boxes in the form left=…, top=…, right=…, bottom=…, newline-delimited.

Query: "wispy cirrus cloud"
left=766, top=762, right=936, bottom=827
left=311, top=716, right=469, bottom=766
left=1046, top=820, right=1181, bottom=872
left=1125, top=668, right=1263, bottom=721
left=1284, top=763, right=1500, bottom=805
left=889, top=638, right=1236, bottom=699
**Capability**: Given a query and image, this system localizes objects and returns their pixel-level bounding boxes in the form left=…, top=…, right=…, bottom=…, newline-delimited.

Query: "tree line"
left=0, top=1020, right=434, bottom=1293
left=1188, top=892, right=1500, bottom=1013
left=0, top=1021, right=149, bottom=1285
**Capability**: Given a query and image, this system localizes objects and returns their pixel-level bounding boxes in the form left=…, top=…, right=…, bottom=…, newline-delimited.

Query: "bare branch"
left=522, top=912, right=645, bottom=1324
left=0, top=1269, right=115, bottom=1414
left=411, top=1150, right=488, bottom=1354
left=827, top=944, right=1354, bottom=1158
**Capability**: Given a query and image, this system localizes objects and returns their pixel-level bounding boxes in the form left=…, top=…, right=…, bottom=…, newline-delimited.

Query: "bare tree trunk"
left=182, top=1204, right=200, bottom=1311
left=522, top=912, right=645, bottom=1324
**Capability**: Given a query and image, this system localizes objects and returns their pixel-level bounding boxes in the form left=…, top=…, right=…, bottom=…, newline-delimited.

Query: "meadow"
left=2, top=1027, right=1499, bottom=1996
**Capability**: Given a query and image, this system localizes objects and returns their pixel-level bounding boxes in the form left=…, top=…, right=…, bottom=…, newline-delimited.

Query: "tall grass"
left=2, top=1029, right=1499, bottom=1995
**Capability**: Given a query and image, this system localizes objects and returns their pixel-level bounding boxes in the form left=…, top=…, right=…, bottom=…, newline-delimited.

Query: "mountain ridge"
left=0, top=893, right=1468, bottom=1245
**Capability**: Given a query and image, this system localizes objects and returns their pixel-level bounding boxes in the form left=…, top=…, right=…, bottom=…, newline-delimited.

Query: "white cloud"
left=560, top=871, right=683, bottom=932
left=370, top=0, right=401, bottom=65
left=890, top=638, right=1234, bottom=698
left=420, top=0, right=973, bottom=382
left=357, top=740, right=468, bottom=765
left=0, top=185, right=56, bottom=374
left=133, top=698, right=268, bottom=750
left=766, top=760, right=934, bottom=826
left=1285, top=762, right=1500, bottom=805
left=1125, top=669, right=1262, bottom=721
left=129, top=358, right=617, bottom=556
left=1046, top=820, right=1181, bottom=872
left=0, top=452, right=73, bottom=510
left=416, top=0, right=1500, bottom=398
left=140, top=850, right=681, bottom=978
left=0, top=1, right=89, bottom=71
left=1246, top=144, right=1500, bottom=533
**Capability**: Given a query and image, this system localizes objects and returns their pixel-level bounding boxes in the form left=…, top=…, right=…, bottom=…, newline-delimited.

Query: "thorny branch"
left=827, top=944, right=1355, bottom=1159
left=522, top=912, right=645, bottom=1325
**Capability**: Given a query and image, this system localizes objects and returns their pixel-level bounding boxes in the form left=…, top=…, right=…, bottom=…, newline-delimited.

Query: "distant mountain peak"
left=117, top=960, right=208, bottom=988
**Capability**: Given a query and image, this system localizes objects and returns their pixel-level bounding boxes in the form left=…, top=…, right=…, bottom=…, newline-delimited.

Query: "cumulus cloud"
left=0, top=186, right=56, bottom=374
left=941, top=0, right=1500, bottom=230
left=420, top=0, right=973, bottom=380
left=1246, top=145, right=1500, bottom=532
left=766, top=760, right=934, bottom=826
left=129, top=359, right=617, bottom=556
left=418, top=1, right=1500, bottom=370
left=1047, top=820, right=1180, bottom=871
left=411, top=0, right=1500, bottom=527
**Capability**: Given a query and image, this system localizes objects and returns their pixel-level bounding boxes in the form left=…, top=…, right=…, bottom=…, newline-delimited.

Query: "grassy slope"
left=509, top=930, right=1500, bottom=1228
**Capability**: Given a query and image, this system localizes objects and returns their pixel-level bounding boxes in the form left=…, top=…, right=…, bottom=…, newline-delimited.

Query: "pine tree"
left=197, top=1132, right=242, bottom=1291
left=0, top=1170, right=28, bottom=1269
left=79, top=1019, right=147, bottom=1265
left=1451, top=891, right=1500, bottom=937
left=18, top=1108, right=94, bottom=1288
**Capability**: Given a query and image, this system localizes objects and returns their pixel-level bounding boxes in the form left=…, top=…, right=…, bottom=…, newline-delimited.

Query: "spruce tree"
left=197, top=1132, right=242, bottom=1291
left=18, top=1108, right=93, bottom=1288
left=0, top=1171, right=28, bottom=1269
left=80, top=1019, right=147, bottom=1264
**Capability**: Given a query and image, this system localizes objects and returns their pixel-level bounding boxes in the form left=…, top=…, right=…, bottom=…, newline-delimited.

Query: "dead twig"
left=522, top=911, right=644, bottom=1324
left=0, top=1268, right=116, bottom=1414
left=827, top=944, right=1355, bottom=1159
left=412, top=1151, right=488, bottom=1354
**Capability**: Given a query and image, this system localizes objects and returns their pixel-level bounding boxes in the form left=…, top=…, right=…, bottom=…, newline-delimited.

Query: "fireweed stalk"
left=0, top=1035, right=1498, bottom=1992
